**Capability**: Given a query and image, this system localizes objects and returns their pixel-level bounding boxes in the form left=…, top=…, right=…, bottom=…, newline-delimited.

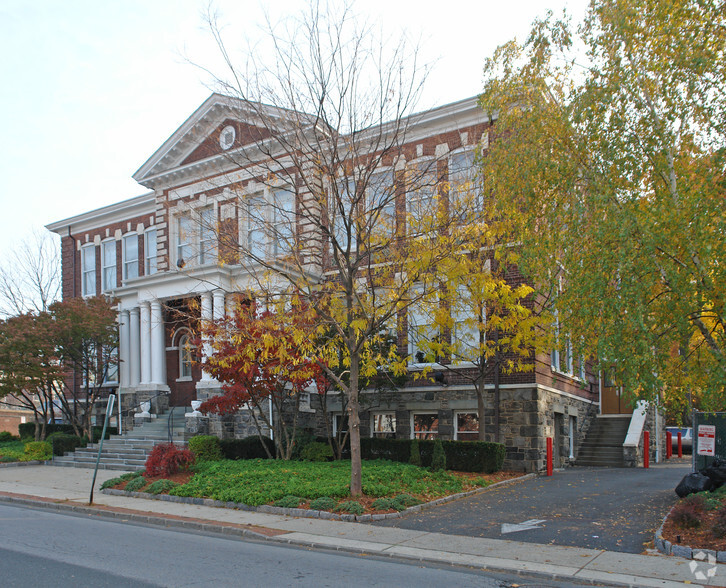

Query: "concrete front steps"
left=574, top=415, right=631, bottom=467
left=52, top=407, right=187, bottom=471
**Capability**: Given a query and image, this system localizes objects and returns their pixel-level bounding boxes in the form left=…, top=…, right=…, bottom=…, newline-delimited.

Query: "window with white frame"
left=101, top=240, right=116, bottom=292
left=454, top=411, right=479, bottom=441
left=451, top=286, right=482, bottom=362
left=272, top=188, right=295, bottom=257
left=412, top=412, right=438, bottom=440
left=406, top=160, right=437, bottom=233
left=103, top=347, right=118, bottom=385
left=81, top=245, right=96, bottom=297
left=371, top=412, right=396, bottom=438
left=332, top=413, right=349, bottom=437
left=551, top=307, right=574, bottom=375
left=177, top=206, right=217, bottom=267
left=448, top=149, right=479, bottom=214
left=145, top=228, right=157, bottom=275
left=368, top=169, right=396, bottom=238
left=122, top=234, right=138, bottom=280
left=246, top=196, right=267, bottom=260
left=330, top=180, right=356, bottom=251
left=178, top=333, right=193, bottom=380
left=409, top=290, right=438, bottom=364
left=199, top=206, right=217, bottom=264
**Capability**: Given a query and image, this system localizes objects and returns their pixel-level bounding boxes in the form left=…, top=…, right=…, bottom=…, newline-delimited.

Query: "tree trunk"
left=476, top=377, right=486, bottom=442
left=348, top=352, right=362, bottom=496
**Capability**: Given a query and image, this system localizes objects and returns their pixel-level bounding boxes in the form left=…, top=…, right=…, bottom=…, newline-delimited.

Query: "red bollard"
left=644, top=430, right=650, bottom=468
left=677, top=432, right=683, bottom=458
left=666, top=431, right=672, bottom=459
left=546, top=437, right=553, bottom=476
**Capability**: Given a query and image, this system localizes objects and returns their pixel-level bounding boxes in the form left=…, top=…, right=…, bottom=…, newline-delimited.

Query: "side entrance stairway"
left=52, top=407, right=187, bottom=471
left=575, top=415, right=631, bottom=467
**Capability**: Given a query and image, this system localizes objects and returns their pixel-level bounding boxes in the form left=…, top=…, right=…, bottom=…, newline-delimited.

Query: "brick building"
left=47, top=94, right=649, bottom=471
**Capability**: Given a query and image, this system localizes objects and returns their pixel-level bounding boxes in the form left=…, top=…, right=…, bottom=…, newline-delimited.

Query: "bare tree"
left=181, top=2, right=471, bottom=494
left=0, top=230, right=60, bottom=318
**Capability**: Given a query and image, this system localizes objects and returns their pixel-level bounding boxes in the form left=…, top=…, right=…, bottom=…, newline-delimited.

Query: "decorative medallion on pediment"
left=180, top=119, right=271, bottom=166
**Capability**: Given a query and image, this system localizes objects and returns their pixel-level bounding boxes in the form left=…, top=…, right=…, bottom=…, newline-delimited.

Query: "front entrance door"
left=554, top=413, right=564, bottom=467
left=601, top=385, right=631, bottom=414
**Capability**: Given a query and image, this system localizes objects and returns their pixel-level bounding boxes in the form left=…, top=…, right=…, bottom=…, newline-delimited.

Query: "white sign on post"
left=698, top=425, right=716, bottom=456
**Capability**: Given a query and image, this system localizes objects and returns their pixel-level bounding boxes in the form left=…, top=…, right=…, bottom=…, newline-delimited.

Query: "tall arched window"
left=179, top=334, right=193, bottom=380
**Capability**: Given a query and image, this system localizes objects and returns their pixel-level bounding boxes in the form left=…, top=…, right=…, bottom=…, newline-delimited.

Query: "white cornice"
left=45, top=192, right=155, bottom=235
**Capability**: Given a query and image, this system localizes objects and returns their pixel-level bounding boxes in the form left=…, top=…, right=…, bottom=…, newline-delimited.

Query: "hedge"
left=49, top=433, right=84, bottom=456
left=360, top=437, right=505, bottom=473
left=219, top=436, right=275, bottom=460
left=18, top=423, right=118, bottom=441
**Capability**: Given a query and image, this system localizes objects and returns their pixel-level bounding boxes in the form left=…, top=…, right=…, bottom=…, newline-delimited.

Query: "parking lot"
left=373, top=460, right=690, bottom=553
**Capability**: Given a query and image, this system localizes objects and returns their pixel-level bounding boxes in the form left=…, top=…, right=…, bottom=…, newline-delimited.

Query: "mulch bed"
left=661, top=509, right=726, bottom=552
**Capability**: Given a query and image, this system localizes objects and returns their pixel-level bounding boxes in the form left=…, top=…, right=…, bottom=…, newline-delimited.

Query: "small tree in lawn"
left=198, top=298, right=323, bottom=460
left=50, top=296, right=118, bottom=440
left=0, top=312, right=59, bottom=440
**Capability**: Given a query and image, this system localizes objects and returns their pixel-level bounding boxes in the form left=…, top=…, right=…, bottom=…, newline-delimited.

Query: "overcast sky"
left=0, top=0, right=587, bottom=259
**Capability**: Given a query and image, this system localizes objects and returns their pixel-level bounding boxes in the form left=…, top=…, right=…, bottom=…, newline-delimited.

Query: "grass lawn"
left=0, top=440, right=26, bottom=462
left=105, top=459, right=504, bottom=514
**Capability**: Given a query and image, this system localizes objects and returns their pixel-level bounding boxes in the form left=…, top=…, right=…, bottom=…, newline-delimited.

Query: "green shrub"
left=409, top=439, right=421, bottom=467
left=0, top=455, right=17, bottom=463
left=0, top=431, right=17, bottom=442
left=219, top=437, right=274, bottom=460
left=145, top=479, right=179, bottom=495
left=310, top=496, right=337, bottom=511
left=391, top=493, right=420, bottom=509
left=124, top=476, right=147, bottom=492
left=188, top=435, right=222, bottom=462
left=49, top=434, right=84, bottom=457
left=335, top=500, right=364, bottom=515
left=101, top=477, right=123, bottom=490
left=372, top=497, right=393, bottom=511
left=273, top=495, right=303, bottom=508
left=291, top=429, right=317, bottom=460
left=431, top=440, right=446, bottom=472
left=300, top=441, right=333, bottom=462
left=23, top=441, right=51, bottom=461
left=119, top=471, right=143, bottom=481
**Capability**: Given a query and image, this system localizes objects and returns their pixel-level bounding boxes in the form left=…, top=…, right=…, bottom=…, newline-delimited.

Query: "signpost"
left=89, top=394, right=115, bottom=505
left=697, top=424, right=716, bottom=457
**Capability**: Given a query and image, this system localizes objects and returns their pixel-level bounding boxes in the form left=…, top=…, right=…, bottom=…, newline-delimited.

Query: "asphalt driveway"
left=372, top=459, right=690, bottom=554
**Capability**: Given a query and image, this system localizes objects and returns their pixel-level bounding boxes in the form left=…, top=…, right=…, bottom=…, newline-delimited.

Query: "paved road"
left=0, top=503, right=592, bottom=588
left=374, top=460, right=690, bottom=554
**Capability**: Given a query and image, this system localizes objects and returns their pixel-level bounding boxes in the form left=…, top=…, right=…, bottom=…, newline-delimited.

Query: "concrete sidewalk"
left=0, top=464, right=721, bottom=587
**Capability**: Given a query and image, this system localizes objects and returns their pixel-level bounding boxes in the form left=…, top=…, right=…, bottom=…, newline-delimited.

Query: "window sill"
left=176, top=377, right=193, bottom=383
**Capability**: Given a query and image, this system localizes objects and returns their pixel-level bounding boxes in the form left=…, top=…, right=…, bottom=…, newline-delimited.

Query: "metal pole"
left=89, top=394, right=115, bottom=505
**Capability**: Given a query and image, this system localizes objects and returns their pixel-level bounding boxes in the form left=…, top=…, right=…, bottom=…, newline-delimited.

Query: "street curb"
left=0, top=460, right=52, bottom=468
left=0, top=490, right=615, bottom=587
left=0, top=486, right=676, bottom=588
left=654, top=504, right=726, bottom=563
left=101, top=471, right=537, bottom=522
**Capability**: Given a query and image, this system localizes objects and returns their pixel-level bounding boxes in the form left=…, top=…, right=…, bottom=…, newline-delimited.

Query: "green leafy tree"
left=0, top=296, right=117, bottom=440
left=479, top=0, right=726, bottom=409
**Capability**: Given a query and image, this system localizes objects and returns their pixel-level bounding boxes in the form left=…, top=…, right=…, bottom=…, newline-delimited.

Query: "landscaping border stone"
left=102, top=471, right=535, bottom=522
left=654, top=505, right=726, bottom=563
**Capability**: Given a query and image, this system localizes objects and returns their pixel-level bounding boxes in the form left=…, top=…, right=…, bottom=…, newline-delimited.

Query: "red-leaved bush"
left=145, top=443, right=195, bottom=477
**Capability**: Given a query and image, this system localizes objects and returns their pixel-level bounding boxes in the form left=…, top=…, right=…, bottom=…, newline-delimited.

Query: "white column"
left=213, top=289, right=226, bottom=321
left=200, top=292, right=213, bottom=381
left=140, top=302, right=151, bottom=385
left=129, top=307, right=141, bottom=386
left=150, top=300, right=165, bottom=386
left=119, top=310, right=130, bottom=388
